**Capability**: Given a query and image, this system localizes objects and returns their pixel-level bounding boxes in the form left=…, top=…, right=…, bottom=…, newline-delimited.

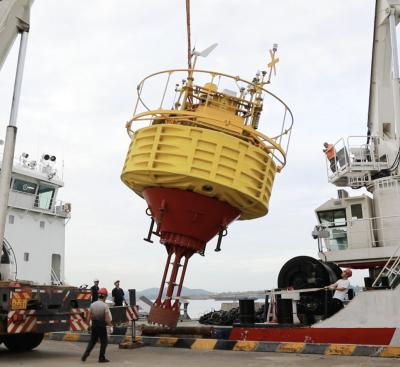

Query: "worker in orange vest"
left=323, top=142, right=337, bottom=172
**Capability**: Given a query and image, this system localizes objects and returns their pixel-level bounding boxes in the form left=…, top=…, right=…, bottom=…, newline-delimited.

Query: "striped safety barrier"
left=69, top=308, right=89, bottom=332
left=7, top=309, right=37, bottom=333
left=126, top=306, right=139, bottom=321
left=76, top=292, right=91, bottom=301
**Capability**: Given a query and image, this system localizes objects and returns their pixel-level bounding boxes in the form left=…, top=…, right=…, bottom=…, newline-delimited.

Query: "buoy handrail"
left=128, top=69, right=294, bottom=169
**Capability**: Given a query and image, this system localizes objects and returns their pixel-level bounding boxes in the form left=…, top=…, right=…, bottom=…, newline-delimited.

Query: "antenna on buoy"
left=191, top=43, right=218, bottom=68
left=192, top=43, right=218, bottom=57
left=267, top=43, right=279, bottom=83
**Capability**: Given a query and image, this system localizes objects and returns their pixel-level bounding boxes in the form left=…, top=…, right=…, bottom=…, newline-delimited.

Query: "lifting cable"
left=185, top=0, right=192, bottom=70
left=389, top=148, right=400, bottom=171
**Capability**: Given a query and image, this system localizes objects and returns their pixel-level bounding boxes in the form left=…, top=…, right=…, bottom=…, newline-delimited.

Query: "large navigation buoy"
left=121, top=48, right=293, bottom=327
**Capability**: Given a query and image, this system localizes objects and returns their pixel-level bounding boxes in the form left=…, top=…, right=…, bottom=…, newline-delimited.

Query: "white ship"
left=0, top=150, right=71, bottom=284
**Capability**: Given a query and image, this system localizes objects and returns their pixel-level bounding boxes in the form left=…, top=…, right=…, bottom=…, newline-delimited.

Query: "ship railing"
left=126, top=69, right=294, bottom=170
left=317, top=214, right=400, bottom=252
left=1, top=238, right=17, bottom=280
left=265, top=287, right=330, bottom=324
left=51, top=267, right=62, bottom=285
left=326, top=136, right=390, bottom=183
left=8, top=194, right=71, bottom=217
left=0, top=152, right=64, bottom=181
left=372, top=246, right=400, bottom=288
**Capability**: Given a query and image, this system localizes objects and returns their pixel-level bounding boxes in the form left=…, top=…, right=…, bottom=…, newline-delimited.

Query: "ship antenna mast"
left=183, top=0, right=217, bottom=109
left=186, top=0, right=192, bottom=70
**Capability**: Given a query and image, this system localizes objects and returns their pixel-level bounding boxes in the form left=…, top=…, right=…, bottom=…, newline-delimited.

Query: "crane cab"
left=313, top=191, right=385, bottom=268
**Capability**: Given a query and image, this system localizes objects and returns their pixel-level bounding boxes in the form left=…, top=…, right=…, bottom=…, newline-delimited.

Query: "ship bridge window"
left=12, top=179, right=37, bottom=194
left=317, top=209, right=348, bottom=251
left=34, top=184, right=55, bottom=210
left=317, top=209, right=346, bottom=227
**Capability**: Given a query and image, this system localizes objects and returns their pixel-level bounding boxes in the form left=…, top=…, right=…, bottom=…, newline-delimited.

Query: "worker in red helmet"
left=81, top=287, right=112, bottom=363
left=325, top=268, right=352, bottom=316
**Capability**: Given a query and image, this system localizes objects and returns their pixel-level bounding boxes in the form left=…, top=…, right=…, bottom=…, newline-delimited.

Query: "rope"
left=185, top=0, right=192, bottom=70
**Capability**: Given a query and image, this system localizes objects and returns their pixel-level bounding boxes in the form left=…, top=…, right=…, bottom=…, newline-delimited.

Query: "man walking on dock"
left=81, top=288, right=112, bottom=363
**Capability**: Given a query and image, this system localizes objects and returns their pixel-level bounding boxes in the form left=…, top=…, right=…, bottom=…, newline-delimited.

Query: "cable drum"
left=278, top=256, right=341, bottom=289
left=277, top=256, right=342, bottom=325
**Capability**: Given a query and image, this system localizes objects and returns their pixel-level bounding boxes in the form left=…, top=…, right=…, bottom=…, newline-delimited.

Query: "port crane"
left=228, top=0, right=400, bottom=346
left=0, top=0, right=31, bottom=267
left=313, top=0, right=400, bottom=283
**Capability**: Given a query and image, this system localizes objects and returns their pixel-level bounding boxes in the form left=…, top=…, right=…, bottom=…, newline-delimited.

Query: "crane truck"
left=0, top=0, right=91, bottom=351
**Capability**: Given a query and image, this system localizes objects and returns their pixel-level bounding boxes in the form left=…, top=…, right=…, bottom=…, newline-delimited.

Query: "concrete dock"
left=1, top=340, right=399, bottom=366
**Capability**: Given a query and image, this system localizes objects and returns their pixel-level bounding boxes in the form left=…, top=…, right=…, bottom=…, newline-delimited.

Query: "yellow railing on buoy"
left=121, top=68, right=293, bottom=220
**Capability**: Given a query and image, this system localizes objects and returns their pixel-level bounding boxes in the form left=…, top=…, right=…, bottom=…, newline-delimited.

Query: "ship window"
left=12, top=179, right=37, bottom=194
left=24, top=252, right=29, bottom=261
left=318, top=209, right=348, bottom=251
left=8, top=215, right=14, bottom=224
left=35, top=184, right=55, bottom=210
left=317, top=209, right=346, bottom=227
left=40, top=221, right=45, bottom=229
left=351, top=204, right=363, bottom=219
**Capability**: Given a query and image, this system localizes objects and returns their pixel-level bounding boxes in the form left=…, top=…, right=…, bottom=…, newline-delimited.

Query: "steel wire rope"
left=186, top=0, right=192, bottom=70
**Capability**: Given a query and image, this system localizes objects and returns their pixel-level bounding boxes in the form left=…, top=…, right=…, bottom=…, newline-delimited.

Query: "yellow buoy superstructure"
left=122, top=68, right=292, bottom=220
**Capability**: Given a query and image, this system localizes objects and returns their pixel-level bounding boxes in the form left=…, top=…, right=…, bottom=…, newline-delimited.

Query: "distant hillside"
left=136, top=287, right=211, bottom=300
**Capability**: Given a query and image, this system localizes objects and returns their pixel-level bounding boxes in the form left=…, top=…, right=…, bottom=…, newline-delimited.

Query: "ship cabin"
left=0, top=153, right=71, bottom=284
left=313, top=189, right=400, bottom=270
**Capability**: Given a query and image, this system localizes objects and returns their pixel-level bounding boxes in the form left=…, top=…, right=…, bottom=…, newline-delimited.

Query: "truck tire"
left=3, top=333, right=44, bottom=351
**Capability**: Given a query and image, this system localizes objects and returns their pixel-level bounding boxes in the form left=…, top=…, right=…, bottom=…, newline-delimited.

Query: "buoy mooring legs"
left=143, top=187, right=240, bottom=328
left=148, top=245, right=193, bottom=327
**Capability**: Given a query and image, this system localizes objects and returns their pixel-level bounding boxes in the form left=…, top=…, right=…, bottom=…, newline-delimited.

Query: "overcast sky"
left=0, top=0, right=377, bottom=292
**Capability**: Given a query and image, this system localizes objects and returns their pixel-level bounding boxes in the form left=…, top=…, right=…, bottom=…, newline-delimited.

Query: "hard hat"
left=93, top=278, right=99, bottom=282
left=343, top=268, right=352, bottom=277
left=98, top=288, right=108, bottom=296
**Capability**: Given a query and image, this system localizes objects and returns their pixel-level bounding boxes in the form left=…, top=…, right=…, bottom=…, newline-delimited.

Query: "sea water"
left=185, top=299, right=232, bottom=319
